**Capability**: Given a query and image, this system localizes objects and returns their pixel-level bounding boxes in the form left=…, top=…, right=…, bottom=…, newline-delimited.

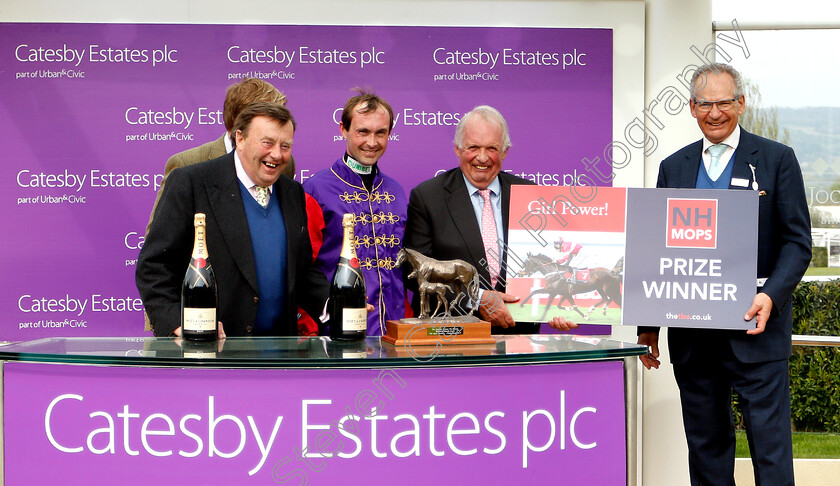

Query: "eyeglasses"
left=693, top=98, right=739, bottom=113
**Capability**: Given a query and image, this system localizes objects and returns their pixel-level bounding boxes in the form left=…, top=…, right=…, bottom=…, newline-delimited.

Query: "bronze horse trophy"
left=396, top=248, right=480, bottom=320
left=382, top=249, right=495, bottom=348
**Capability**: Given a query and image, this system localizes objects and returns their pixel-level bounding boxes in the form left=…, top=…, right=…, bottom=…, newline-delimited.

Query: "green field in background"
left=805, top=267, right=840, bottom=277
left=736, top=431, right=840, bottom=458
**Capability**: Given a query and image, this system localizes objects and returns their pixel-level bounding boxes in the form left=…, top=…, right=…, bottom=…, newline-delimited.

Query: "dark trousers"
left=673, top=345, right=794, bottom=486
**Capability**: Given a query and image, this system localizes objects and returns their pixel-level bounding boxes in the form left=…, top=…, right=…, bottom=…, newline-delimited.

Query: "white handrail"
left=792, top=335, right=840, bottom=347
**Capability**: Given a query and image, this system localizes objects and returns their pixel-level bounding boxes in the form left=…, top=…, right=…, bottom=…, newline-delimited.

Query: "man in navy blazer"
left=405, top=105, right=577, bottom=333
left=136, top=103, right=329, bottom=337
left=638, top=63, right=811, bottom=485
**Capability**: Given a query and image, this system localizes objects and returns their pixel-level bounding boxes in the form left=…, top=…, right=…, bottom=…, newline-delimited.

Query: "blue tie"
left=707, top=144, right=727, bottom=181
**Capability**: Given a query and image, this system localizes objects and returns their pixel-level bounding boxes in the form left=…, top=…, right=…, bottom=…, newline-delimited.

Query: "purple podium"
left=0, top=335, right=645, bottom=484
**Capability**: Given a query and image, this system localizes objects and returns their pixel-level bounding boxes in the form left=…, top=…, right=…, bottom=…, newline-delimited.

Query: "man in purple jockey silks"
left=303, top=90, right=408, bottom=336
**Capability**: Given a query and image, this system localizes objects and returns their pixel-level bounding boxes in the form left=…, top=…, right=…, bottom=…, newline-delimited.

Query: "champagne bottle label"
left=337, top=259, right=364, bottom=281
left=183, top=308, right=217, bottom=331
left=342, top=308, right=366, bottom=332
left=186, top=261, right=213, bottom=287
left=182, top=341, right=217, bottom=358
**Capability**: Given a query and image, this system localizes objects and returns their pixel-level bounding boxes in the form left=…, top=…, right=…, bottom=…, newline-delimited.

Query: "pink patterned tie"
left=479, top=189, right=500, bottom=287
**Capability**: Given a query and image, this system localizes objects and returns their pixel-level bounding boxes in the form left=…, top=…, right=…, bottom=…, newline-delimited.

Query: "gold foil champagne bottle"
left=181, top=213, right=218, bottom=341
left=329, top=213, right=367, bottom=341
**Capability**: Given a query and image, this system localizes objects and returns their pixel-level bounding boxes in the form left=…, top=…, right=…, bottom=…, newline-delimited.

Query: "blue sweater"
left=240, top=184, right=287, bottom=333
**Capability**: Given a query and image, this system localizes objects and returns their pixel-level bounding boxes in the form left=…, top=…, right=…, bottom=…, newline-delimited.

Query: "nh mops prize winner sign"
left=0, top=23, right=612, bottom=340
left=4, top=361, right=627, bottom=484
left=506, top=187, right=758, bottom=329
left=623, top=188, right=758, bottom=330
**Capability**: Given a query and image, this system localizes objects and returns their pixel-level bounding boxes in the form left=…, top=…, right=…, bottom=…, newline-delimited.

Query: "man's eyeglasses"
left=693, top=98, right=739, bottom=113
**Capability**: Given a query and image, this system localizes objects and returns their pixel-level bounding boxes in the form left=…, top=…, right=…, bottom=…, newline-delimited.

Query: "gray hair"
left=454, top=105, right=511, bottom=151
left=690, top=63, right=744, bottom=101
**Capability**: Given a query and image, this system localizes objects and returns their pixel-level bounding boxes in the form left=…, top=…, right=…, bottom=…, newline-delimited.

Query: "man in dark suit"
left=405, top=105, right=576, bottom=333
left=136, top=103, right=329, bottom=337
left=638, top=63, right=811, bottom=486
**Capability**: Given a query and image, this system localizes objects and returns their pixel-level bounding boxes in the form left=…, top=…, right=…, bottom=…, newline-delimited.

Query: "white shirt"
left=234, top=150, right=272, bottom=203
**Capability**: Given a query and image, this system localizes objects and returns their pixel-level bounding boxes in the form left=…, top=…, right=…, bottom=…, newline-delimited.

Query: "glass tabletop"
left=0, top=335, right=647, bottom=369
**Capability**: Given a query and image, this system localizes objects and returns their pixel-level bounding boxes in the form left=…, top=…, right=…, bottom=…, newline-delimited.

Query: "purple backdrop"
left=4, top=360, right=626, bottom=484
left=0, top=23, right=613, bottom=339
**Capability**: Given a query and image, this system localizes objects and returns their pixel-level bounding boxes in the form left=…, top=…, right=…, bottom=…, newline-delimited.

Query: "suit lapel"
left=683, top=130, right=757, bottom=190
left=500, top=175, right=511, bottom=235
left=680, top=143, right=703, bottom=188
left=729, top=129, right=759, bottom=191
left=443, top=171, right=488, bottom=277
left=499, top=174, right=516, bottom=287
left=205, top=155, right=259, bottom=293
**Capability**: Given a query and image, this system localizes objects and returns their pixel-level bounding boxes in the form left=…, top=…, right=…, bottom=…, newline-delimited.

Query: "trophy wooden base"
left=381, top=341, right=497, bottom=358
left=382, top=319, right=495, bottom=346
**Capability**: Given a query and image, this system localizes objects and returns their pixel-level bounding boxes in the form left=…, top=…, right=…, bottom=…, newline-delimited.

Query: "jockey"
left=554, top=236, right=584, bottom=284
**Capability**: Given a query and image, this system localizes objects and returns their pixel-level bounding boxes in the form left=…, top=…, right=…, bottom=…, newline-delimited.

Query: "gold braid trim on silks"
left=339, top=191, right=365, bottom=203
left=339, top=190, right=397, bottom=204
left=354, top=235, right=402, bottom=249
left=359, top=257, right=399, bottom=270
left=356, top=212, right=400, bottom=226
left=370, top=191, right=397, bottom=204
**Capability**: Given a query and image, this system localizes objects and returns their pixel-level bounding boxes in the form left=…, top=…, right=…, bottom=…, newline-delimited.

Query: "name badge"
left=731, top=178, right=749, bottom=188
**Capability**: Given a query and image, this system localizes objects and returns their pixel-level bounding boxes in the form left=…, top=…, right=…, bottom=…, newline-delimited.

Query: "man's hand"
left=745, top=292, right=773, bottom=335
left=637, top=331, right=661, bottom=370
left=478, top=291, right=518, bottom=328
left=547, top=316, right=579, bottom=331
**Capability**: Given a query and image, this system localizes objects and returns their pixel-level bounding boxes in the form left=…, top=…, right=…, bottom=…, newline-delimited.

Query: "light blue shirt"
left=463, top=175, right=503, bottom=244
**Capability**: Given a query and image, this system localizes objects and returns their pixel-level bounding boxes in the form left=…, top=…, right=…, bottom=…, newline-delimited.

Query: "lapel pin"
left=748, top=163, right=759, bottom=190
